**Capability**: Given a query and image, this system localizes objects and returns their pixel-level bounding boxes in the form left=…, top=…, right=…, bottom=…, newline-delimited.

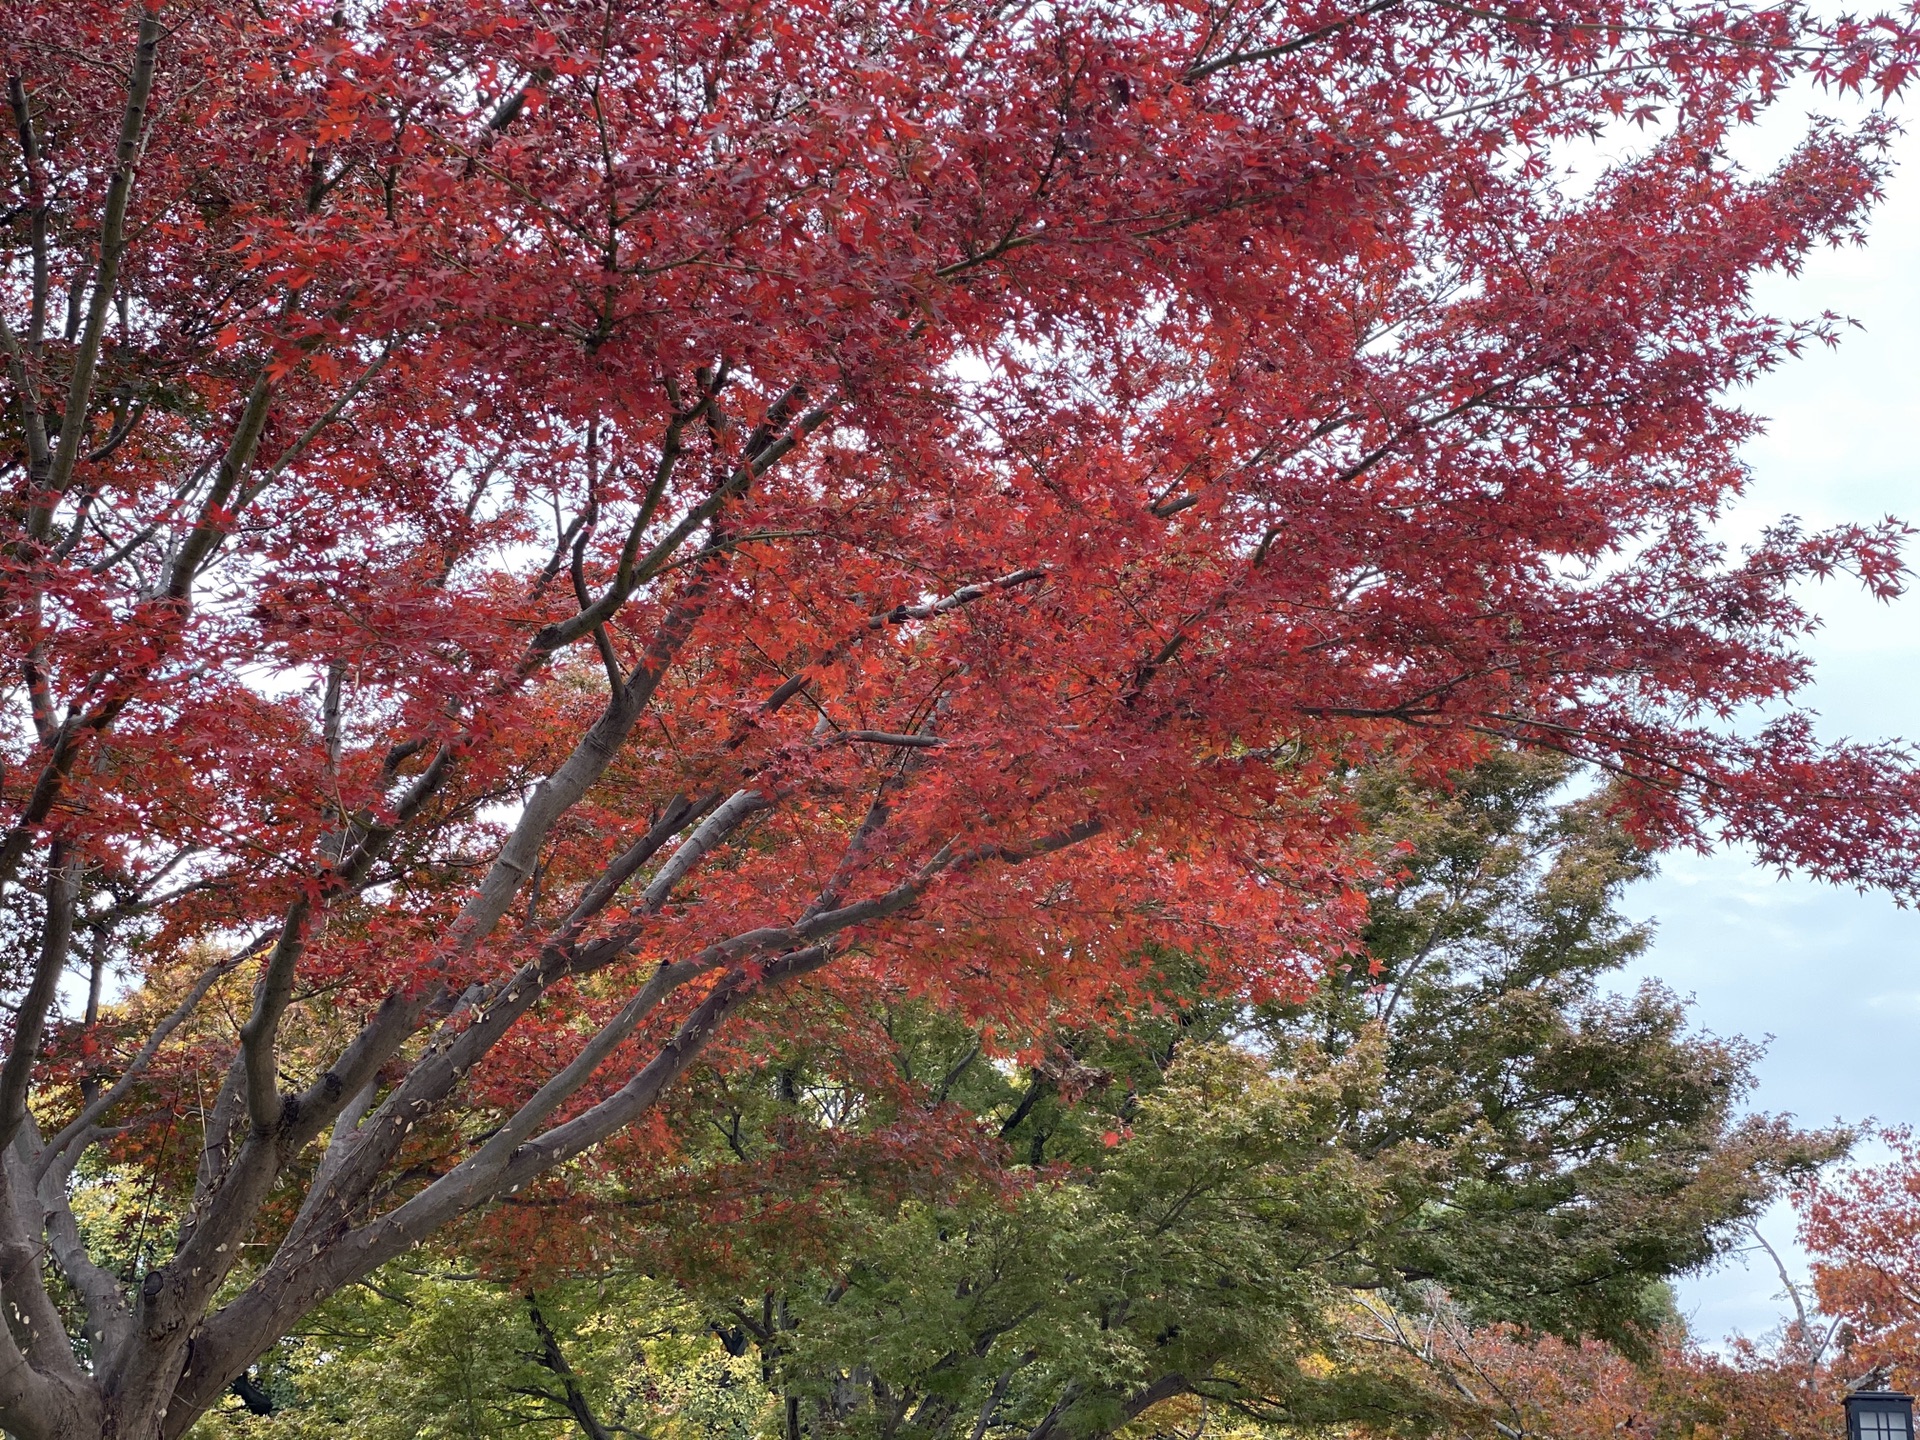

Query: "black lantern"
left=1846, top=1389, right=1915, bottom=1440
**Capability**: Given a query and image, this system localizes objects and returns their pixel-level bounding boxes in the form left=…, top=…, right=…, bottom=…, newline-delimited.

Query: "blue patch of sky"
left=1594, top=89, right=1920, bottom=1344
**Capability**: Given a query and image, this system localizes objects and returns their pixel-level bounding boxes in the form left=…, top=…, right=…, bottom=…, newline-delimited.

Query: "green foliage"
left=188, top=752, right=1836, bottom=1439
left=769, top=1041, right=1400, bottom=1439
left=1278, top=752, right=1844, bottom=1350
left=187, top=1272, right=775, bottom=1440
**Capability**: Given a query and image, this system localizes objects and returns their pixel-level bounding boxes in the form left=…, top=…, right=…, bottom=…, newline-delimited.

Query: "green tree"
left=183, top=755, right=1834, bottom=1439
left=192, top=1273, right=775, bottom=1440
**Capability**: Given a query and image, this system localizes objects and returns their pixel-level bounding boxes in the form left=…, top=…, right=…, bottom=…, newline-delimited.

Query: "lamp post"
left=1846, top=1387, right=1915, bottom=1440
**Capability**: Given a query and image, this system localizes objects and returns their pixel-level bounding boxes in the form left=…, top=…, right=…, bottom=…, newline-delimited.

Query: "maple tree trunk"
left=28, top=1390, right=232, bottom=1440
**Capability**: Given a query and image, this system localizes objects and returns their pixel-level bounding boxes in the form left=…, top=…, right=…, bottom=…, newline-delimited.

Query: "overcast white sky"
left=1597, top=94, right=1920, bottom=1342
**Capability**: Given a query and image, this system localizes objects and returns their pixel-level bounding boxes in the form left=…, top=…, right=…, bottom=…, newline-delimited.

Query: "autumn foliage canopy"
left=6, top=0, right=1920, bottom=1433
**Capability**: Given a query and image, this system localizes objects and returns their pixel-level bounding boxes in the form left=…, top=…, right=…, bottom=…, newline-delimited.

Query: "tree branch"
left=525, top=1293, right=615, bottom=1440
left=39, top=10, right=162, bottom=515
left=35, top=946, right=245, bottom=1181
left=0, top=847, right=78, bottom=1152
left=1183, top=0, right=1401, bottom=82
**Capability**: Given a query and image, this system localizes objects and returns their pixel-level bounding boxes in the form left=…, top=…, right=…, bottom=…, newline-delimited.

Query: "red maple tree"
left=1357, top=1305, right=1849, bottom=1440
left=1803, top=1130, right=1920, bottom=1389
left=7, top=0, right=1920, bottom=1434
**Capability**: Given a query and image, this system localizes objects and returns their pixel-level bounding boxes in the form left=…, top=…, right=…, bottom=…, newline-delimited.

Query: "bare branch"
left=0, top=307, right=51, bottom=484
left=759, top=567, right=1047, bottom=718
left=7, top=77, right=51, bottom=352
left=1183, top=0, right=1401, bottom=82
left=638, top=789, right=770, bottom=908
left=15, top=1120, right=132, bottom=1369
left=242, top=336, right=400, bottom=502
left=0, top=1149, right=85, bottom=1388
left=525, top=1293, right=615, bottom=1440
left=40, top=11, right=163, bottom=516
left=236, top=900, right=315, bottom=1132
left=0, top=847, right=79, bottom=1152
